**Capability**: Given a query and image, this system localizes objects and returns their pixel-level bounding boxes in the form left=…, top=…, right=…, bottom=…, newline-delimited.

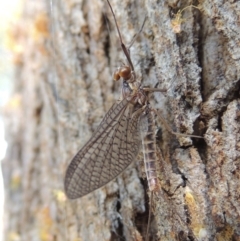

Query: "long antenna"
left=105, top=0, right=135, bottom=71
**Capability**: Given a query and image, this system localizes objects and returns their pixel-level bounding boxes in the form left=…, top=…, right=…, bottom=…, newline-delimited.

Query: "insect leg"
left=152, top=108, right=203, bottom=139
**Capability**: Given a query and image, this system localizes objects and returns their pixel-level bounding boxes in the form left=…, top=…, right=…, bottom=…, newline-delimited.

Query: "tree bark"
left=3, top=0, right=240, bottom=241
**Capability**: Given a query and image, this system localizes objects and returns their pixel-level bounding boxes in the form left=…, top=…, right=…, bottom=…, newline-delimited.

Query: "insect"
left=64, top=0, right=165, bottom=200
left=64, top=0, right=202, bottom=239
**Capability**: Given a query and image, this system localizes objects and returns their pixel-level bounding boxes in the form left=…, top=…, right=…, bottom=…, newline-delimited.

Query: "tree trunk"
left=3, top=0, right=240, bottom=240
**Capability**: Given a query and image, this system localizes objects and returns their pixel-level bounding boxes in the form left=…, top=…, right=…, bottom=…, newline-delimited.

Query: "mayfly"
left=64, top=0, right=200, bottom=202
left=64, top=0, right=162, bottom=199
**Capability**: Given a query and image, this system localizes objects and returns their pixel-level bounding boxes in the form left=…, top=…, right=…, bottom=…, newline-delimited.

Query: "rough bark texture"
left=3, top=0, right=240, bottom=241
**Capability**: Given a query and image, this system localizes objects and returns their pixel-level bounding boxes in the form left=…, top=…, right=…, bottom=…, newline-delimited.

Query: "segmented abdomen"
left=140, top=107, right=160, bottom=192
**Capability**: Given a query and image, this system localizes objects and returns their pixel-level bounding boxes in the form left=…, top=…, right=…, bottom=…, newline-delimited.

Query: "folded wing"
left=64, top=98, right=142, bottom=199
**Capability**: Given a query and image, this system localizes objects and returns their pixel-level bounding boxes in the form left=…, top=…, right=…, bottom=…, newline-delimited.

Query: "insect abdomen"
left=141, top=109, right=160, bottom=192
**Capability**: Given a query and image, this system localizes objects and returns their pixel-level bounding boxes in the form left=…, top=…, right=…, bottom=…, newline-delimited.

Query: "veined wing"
left=64, top=98, right=142, bottom=199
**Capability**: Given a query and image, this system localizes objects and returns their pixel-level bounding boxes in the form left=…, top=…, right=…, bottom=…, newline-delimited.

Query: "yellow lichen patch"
left=52, top=189, right=67, bottom=203
left=37, top=207, right=53, bottom=241
left=171, top=5, right=201, bottom=33
left=5, top=25, right=24, bottom=54
left=29, top=12, right=50, bottom=56
left=184, top=187, right=207, bottom=239
left=8, top=231, right=20, bottom=241
left=31, top=13, right=49, bottom=41
left=185, top=189, right=197, bottom=207
left=10, top=174, right=21, bottom=190
left=6, top=94, right=22, bottom=110
left=5, top=22, right=25, bottom=65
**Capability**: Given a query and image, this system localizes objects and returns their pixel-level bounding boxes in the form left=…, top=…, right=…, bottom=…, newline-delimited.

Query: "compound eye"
left=119, top=66, right=131, bottom=80
left=113, top=70, right=120, bottom=81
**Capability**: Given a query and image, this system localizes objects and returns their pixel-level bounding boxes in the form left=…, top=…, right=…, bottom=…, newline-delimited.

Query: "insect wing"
left=64, top=98, right=141, bottom=199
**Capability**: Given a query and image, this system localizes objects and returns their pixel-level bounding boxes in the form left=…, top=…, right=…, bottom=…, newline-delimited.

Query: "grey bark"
left=3, top=0, right=240, bottom=241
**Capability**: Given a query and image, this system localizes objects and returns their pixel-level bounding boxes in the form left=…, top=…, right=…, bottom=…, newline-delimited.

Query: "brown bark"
left=3, top=0, right=240, bottom=241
